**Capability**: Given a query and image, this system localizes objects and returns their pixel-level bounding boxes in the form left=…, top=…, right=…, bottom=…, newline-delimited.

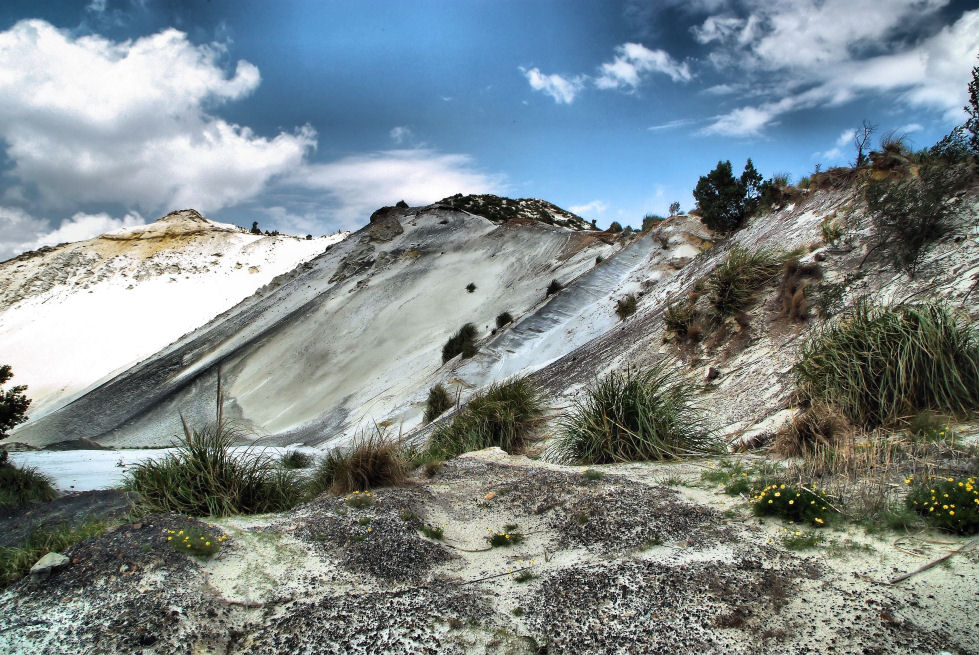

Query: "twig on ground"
left=888, top=537, right=978, bottom=585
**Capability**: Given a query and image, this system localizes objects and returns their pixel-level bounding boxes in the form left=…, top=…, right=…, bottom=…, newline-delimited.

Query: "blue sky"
left=0, top=0, right=977, bottom=256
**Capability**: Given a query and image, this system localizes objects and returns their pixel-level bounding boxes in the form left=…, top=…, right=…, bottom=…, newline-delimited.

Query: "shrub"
left=642, top=214, right=665, bottom=232
left=753, top=483, right=836, bottom=526
left=466, top=282, right=476, bottom=293
left=126, top=420, right=305, bottom=517
left=608, top=221, right=623, bottom=233
left=582, top=469, right=604, bottom=481
left=495, top=311, right=514, bottom=328
left=693, top=159, right=762, bottom=233
left=553, top=363, right=716, bottom=464
left=0, top=461, right=57, bottom=506
left=772, top=403, right=852, bottom=458
left=663, top=298, right=701, bottom=341
left=442, top=323, right=479, bottom=363
left=793, top=300, right=979, bottom=428
left=0, top=364, right=31, bottom=440
left=546, top=279, right=563, bottom=296
left=426, top=377, right=545, bottom=459
left=309, top=432, right=408, bottom=496
left=424, top=383, right=454, bottom=423
left=279, top=449, right=315, bottom=470
left=776, top=259, right=823, bottom=322
left=865, top=162, right=971, bottom=277
left=165, top=526, right=226, bottom=558
left=487, top=523, right=525, bottom=547
left=420, top=524, right=444, bottom=540
left=709, top=246, right=786, bottom=317
left=906, top=475, right=979, bottom=534
left=615, top=294, right=637, bottom=320
left=0, top=519, right=110, bottom=587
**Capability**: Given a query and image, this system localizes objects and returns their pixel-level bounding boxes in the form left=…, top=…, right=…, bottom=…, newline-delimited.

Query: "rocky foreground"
left=1, top=449, right=976, bottom=654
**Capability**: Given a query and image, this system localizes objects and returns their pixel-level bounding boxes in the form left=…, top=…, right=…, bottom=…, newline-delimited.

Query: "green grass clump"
left=781, top=528, right=825, bottom=550
left=753, top=483, right=836, bottom=527
left=793, top=300, right=979, bottom=428
left=0, top=460, right=58, bottom=506
left=487, top=523, right=524, bottom=547
left=0, top=519, right=109, bottom=587
left=425, top=377, right=545, bottom=459
left=709, top=246, right=787, bottom=317
left=496, top=311, right=514, bottom=328
left=126, top=420, right=305, bottom=517
left=309, top=432, right=408, bottom=496
left=424, top=383, right=454, bottom=423
left=615, top=294, right=637, bottom=320
left=344, top=490, right=376, bottom=509
left=905, top=475, right=979, bottom=534
left=420, top=524, right=444, bottom=540
left=165, top=526, right=226, bottom=558
left=279, top=449, right=315, bottom=470
left=581, top=469, right=604, bottom=481
left=442, top=323, right=479, bottom=363
left=553, top=363, right=716, bottom=464
left=546, top=279, right=563, bottom=296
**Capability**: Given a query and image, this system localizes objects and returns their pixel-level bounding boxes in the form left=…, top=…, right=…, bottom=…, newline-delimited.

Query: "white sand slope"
left=0, top=209, right=346, bottom=420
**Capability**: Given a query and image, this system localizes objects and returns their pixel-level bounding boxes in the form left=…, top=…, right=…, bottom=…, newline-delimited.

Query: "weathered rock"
left=29, top=551, right=69, bottom=582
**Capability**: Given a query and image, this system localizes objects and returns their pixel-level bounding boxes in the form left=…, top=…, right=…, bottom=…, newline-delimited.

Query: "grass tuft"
left=442, top=323, right=479, bottom=363
left=424, top=384, right=454, bottom=423
left=309, top=431, right=408, bottom=496
left=553, top=363, right=716, bottom=464
left=709, top=246, right=787, bottom=317
left=0, top=460, right=58, bottom=506
left=615, top=294, right=637, bottom=320
left=279, top=449, right=315, bottom=470
left=793, top=300, right=979, bottom=428
left=495, top=311, right=514, bottom=328
left=0, top=519, right=110, bottom=587
left=425, top=377, right=545, bottom=459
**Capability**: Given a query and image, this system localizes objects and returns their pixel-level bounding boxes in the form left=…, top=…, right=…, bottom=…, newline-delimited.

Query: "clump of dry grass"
left=310, top=431, right=409, bottom=495
left=772, top=403, right=853, bottom=459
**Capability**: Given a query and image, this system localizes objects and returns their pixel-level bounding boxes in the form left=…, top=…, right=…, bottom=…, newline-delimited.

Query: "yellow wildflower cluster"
left=753, top=483, right=833, bottom=526
left=345, top=490, right=376, bottom=508
left=164, top=527, right=225, bottom=556
left=907, top=475, right=978, bottom=534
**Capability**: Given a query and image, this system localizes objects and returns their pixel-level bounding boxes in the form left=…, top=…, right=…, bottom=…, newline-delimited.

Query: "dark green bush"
left=426, top=378, right=545, bottom=459
left=546, top=279, right=563, bottom=296
left=0, top=364, right=31, bottom=440
left=309, top=432, right=408, bottom=496
left=608, top=222, right=623, bottom=233
left=424, top=383, right=453, bottom=423
left=126, top=420, right=305, bottom=516
left=553, top=364, right=716, bottom=464
left=794, top=300, right=979, bottom=428
left=279, top=449, right=315, bottom=469
left=693, top=159, right=762, bottom=233
left=495, top=311, right=514, bottom=328
left=615, top=294, right=637, bottom=320
left=466, top=282, right=476, bottom=293
left=442, top=323, right=478, bottom=363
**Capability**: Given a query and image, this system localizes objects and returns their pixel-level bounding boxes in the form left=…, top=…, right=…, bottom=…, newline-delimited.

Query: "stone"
left=30, top=551, right=70, bottom=582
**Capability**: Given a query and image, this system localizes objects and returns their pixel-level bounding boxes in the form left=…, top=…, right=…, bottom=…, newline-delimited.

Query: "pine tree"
left=0, top=365, right=30, bottom=441
left=965, top=58, right=979, bottom=154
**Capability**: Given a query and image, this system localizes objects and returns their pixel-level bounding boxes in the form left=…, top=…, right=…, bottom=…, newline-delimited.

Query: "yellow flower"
left=167, top=536, right=172, bottom=541
left=949, top=511, right=955, bottom=516
left=814, top=518, right=824, bottom=524
left=205, top=541, right=211, bottom=546
left=788, top=500, right=794, bottom=505
left=774, top=492, right=781, bottom=497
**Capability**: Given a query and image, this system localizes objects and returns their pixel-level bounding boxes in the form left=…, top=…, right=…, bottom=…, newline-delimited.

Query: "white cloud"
left=520, top=67, right=586, bottom=104
left=568, top=200, right=608, bottom=217
left=287, top=149, right=504, bottom=227
left=697, top=3, right=979, bottom=135
left=595, top=42, right=692, bottom=90
left=899, top=123, right=924, bottom=134
left=0, top=207, right=145, bottom=259
left=648, top=118, right=699, bottom=131
left=836, top=129, right=856, bottom=147
left=389, top=126, right=413, bottom=144
left=0, top=19, right=314, bottom=214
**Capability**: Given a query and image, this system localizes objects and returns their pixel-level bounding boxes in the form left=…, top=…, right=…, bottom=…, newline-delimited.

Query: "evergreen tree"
left=965, top=57, right=979, bottom=154
left=250, top=221, right=261, bottom=235
left=693, top=159, right=766, bottom=233
left=0, top=365, right=30, bottom=441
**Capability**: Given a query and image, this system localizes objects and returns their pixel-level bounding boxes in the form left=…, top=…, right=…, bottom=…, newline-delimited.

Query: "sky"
left=0, top=0, right=977, bottom=258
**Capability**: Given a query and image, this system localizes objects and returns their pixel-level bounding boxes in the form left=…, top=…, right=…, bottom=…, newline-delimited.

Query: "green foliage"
left=793, top=300, right=979, bottom=428
left=344, top=490, right=376, bottom=508
left=309, top=432, right=408, bottom=496
left=553, top=363, right=716, bottom=464
left=279, top=449, right=315, bottom=470
left=708, top=246, right=786, bottom=317
left=546, top=279, right=563, bottom=296
left=466, top=282, right=477, bottom=293
left=753, top=483, right=836, bottom=526
left=250, top=221, right=261, bottom=235
left=0, top=364, right=31, bottom=440
left=582, top=469, right=604, bottom=481
left=642, top=214, right=665, bottom=232
left=866, top=161, right=972, bottom=276
left=669, top=201, right=681, bottom=216
left=615, top=294, right=637, bottom=320
left=906, top=475, right=979, bottom=534
left=165, top=526, right=225, bottom=558
left=426, top=377, right=545, bottom=459
left=693, top=159, right=762, bottom=233
left=608, top=221, right=623, bottom=233
left=487, top=523, right=524, bottom=547
left=495, top=311, right=514, bottom=328
left=966, top=58, right=979, bottom=154
left=0, top=460, right=57, bottom=506
left=906, top=412, right=958, bottom=443
left=664, top=298, right=700, bottom=340
left=424, top=383, right=454, bottom=423
left=442, top=323, right=479, bottom=363
left=126, top=420, right=305, bottom=517
left=781, top=528, right=825, bottom=550
left=420, top=524, right=444, bottom=540
left=0, top=519, right=110, bottom=588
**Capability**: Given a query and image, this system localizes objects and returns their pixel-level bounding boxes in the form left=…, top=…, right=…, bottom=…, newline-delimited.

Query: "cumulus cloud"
left=568, top=200, right=608, bottom=217
left=595, top=43, right=691, bottom=89
left=520, top=67, right=586, bottom=104
left=0, top=19, right=314, bottom=214
left=0, top=207, right=145, bottom=259
left=697, top=3, right=979, bottom=135
left=286, top=149, right=504, bottom=227
left=389, top=126, right=414, bottom=144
